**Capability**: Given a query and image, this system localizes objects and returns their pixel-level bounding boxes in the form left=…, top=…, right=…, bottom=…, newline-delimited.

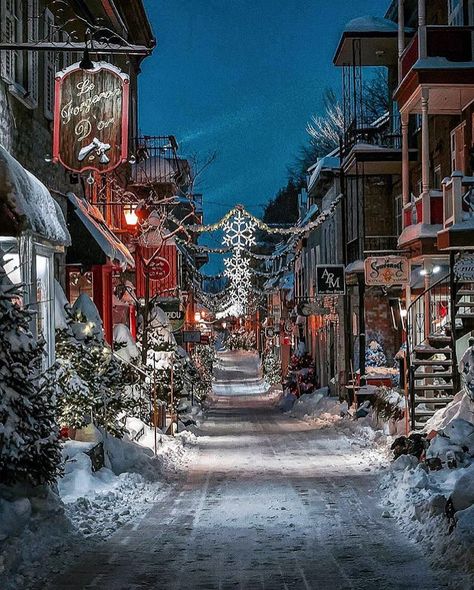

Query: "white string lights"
left=178, top=196, right=342, bottom=318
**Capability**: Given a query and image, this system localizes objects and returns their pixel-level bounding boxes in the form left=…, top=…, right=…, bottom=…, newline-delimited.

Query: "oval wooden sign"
left=53, top=62, right=129, bottom=174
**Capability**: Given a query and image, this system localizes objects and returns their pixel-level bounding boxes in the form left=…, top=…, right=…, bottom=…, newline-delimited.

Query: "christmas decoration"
left=365, top=340, right=387, bottom=368
left=263, top=350, right=281, bottom=385
left=0, top=263, right=62, bottom=486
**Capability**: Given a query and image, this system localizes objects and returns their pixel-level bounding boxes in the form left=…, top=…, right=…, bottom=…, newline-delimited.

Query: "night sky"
left=140, top=1, right=384, bottom=264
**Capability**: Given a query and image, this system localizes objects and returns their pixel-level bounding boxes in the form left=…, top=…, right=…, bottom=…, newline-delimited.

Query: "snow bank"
left=382, top=391, right=474, bottom=587
left=0, top=424, right=197, bottom=588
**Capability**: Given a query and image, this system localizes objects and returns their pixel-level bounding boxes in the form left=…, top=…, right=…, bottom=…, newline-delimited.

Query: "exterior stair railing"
left=406, top=272, right=453, bottom=430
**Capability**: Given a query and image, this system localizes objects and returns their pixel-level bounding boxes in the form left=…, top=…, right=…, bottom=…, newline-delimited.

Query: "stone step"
left=414, top=409, right=438, bottom=417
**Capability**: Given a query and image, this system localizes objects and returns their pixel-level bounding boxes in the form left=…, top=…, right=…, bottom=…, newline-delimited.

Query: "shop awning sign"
left=158, top=298, right=185, bottom=333
left=53, top=62, right=129, bottom=174
left=145, top=257, right=171, bottom=281
left=315, top=265, right=345, bottom=295
left=364, top=256, right=410, bottom=286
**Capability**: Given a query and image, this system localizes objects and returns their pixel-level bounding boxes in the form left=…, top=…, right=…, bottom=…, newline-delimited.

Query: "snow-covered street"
left=45, top=351, right=444, bottom=590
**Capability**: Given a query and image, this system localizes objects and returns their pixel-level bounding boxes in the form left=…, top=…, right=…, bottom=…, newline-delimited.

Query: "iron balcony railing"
left=343, top=114, right=402, bottom=155
left=130, top=135, right=191, bottom=190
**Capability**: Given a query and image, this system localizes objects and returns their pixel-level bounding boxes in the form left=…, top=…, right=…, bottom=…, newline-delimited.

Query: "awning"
left=67, top=192, right=134, bottom=268
left=0, top=144, right=70, bottom=245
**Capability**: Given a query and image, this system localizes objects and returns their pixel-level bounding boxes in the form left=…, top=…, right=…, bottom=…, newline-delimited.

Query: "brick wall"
left=364, top=292, right=399, bottom=363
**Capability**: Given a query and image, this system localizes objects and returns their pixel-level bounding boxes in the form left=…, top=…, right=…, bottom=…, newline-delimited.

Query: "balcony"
left=347, top=235, right=399, bottom=266
left=438, top=172, right=474, bottom=250
left=342, top=114, right=417, bottom=175
left=397, top=26, right=474, bottom=114
left=398, top=191, right=443, bottom=252
left=130, top=136, right=191, bottom=192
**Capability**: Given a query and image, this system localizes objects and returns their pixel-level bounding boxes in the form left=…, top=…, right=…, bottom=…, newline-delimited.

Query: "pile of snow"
left=0, top=423, right=197, bottom=588
left=382, top=391, right=474, bottom=586
left=290, top=388, right=343, bottom=425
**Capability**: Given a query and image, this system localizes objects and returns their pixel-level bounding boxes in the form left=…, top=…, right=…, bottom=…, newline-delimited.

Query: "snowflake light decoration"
left=223, top=210, right=257, bottom=252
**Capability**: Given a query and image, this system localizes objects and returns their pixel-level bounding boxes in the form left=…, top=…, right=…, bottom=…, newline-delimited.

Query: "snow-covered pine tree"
left=56, top=293, right=133, bottom=438
left=0, top=264, right=62, bottom=486
left=263, top=350, right=281, bottom=385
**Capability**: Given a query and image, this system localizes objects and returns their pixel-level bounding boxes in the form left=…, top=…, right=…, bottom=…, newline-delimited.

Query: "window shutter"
left=27, top=0, right=39, bottom=105
left=1, top=0, right=17, bottom=82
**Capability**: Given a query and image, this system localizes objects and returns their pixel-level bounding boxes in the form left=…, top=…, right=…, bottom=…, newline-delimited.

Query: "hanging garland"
left=170, top=195, right=342, bottom=236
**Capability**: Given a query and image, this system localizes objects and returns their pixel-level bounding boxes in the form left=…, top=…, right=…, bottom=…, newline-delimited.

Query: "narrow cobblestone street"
left=48, top=352, right=442, bottom=590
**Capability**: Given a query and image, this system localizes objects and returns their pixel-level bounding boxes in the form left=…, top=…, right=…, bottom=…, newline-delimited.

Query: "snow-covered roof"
left=344, top=16, right=400, bottom=34
left=307, top=156, right=340, bottom=193
left=298, top=204, right=319, bottom=227
left=68, top=192, right=134, bottom=268
left=414, top=57, right=474, bottom=70
left=0, top=144, right=70, bottom=245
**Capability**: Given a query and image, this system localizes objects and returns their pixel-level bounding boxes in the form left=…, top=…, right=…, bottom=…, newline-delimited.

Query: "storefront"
left=0, top=145, right=71, bottom=366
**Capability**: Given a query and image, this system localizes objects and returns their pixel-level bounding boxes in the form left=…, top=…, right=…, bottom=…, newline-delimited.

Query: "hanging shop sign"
left=145, top=257, right=171, bottom=281
left=158, top=298, right=185, bottom=333
left=53, top=62, right=130, bottom=174
left=265, top=327, right=276, bottom=339
left=183, top=330, right=201, bottom=343
left=315, top=265, right=346, bottom=295
left=364, top=256, right=410, bottom=286
left=298, top=302, right=330, bottom=317
left=454, top=255, right=474, bottom=281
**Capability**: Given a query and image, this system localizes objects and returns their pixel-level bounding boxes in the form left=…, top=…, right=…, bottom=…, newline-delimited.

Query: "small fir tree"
left=263, top=350, right=281, bottom=385
left=0, top=264, right=62, bottom=486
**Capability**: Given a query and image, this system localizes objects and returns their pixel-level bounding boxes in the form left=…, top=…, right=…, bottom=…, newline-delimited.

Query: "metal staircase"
left=407, top=271, right=474, bottom=430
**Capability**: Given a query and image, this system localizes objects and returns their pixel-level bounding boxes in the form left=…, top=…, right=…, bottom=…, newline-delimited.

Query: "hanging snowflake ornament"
left=223, top=209, right=257, bottom=252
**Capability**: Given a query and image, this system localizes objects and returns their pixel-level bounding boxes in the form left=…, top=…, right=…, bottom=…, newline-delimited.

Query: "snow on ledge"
left=0, top=144, right=70, bottom=245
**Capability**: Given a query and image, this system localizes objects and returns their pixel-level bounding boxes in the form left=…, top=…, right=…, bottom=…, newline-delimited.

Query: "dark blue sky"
left=140, top=0, right=383, bottom=224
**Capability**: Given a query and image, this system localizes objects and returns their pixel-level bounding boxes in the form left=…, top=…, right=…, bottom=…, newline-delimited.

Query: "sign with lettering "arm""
left=315, top=265, right=346, bottom=295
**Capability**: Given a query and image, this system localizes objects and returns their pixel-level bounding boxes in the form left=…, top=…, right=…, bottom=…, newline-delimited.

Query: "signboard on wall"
left=364, top=256, right=410, bottom=286
left=53, top=62, right=129, bottom=174
left=158, top=298, right=185, bottom=333
left=454, top=255, right=474, bottom=281
left=145, top=257, right=171, bottom=281
left=315, top=265, right=346, bottom=295
left=183, top=330, right=201, bottom=343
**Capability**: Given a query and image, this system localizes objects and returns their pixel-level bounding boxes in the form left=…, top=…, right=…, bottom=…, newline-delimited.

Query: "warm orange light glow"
left=194, top=311, right=202, bottom=322
left=124, top=204, right=138, bottom=226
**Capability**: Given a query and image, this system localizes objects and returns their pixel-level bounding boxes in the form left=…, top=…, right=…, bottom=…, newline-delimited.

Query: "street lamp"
left=124, top=204, right=138, bottom=227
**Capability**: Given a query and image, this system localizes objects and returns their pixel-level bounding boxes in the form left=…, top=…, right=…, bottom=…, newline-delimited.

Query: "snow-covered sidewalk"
left=0, top=425, right=197, bottom=590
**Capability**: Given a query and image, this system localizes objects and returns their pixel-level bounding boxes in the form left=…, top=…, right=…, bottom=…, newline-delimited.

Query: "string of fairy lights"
left=177, top=197, right=342, bottom=318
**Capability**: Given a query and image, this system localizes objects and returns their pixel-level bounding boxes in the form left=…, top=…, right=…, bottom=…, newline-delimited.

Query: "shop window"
left=433, top=165, right=442, bottom=190
left=451, top=122, right=466, bottom=174
left=67, top=269, right=94, bottom=305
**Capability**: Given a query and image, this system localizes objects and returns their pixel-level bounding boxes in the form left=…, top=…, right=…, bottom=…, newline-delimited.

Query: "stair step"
left=414, top=371, right=452, bottom=378
left=456, top=301, right=474, bottom=307
left=457, top=290, right=474, bottom=296
left=414, top=346, right=452, bottom=355
left=414, top=409, right=438, bottom=417
left=412, top=359, right=453, bottom=366
left=414, top=383, right=454, bottom=390
left=415, top=396, right=454, bottom=404
left=427, top=335, right=451, bottom=343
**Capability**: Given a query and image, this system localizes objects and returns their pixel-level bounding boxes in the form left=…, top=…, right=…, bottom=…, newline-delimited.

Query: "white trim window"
left=0, top=0, right=39, bottom=107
